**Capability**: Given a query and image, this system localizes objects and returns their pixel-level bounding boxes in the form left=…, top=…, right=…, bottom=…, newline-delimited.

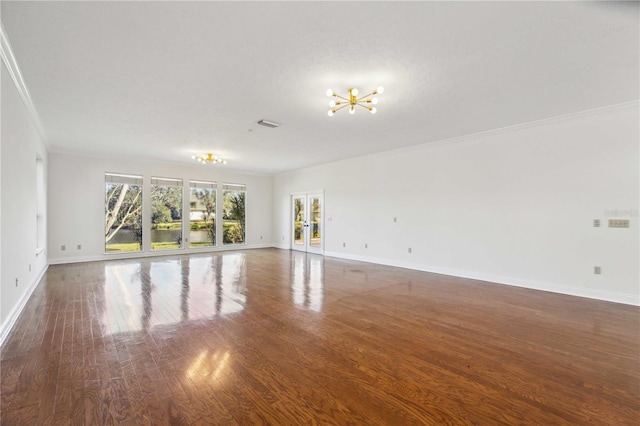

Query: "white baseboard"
left=49, top=243, right=278, bottom=265
left=0, top=265, right=48, bottom=347
left=324, top=251, right=639, bottom=306
left=271, top=243, right=290, bottom=250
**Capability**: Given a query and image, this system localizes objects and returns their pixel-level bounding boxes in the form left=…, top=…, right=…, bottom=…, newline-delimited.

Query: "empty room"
left=1, top=1, right=638, bottom=424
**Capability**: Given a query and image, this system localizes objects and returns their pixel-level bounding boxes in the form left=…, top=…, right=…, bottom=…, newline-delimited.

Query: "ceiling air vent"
left=257, top=119, right=280, bottom=128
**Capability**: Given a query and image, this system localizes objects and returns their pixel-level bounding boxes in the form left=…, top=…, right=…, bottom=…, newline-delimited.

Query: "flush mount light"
left=191, top=153, right=227, bottom=165
left=257, top=119, right=280, bottom=128
left=327, top=86, right=384, bottom=116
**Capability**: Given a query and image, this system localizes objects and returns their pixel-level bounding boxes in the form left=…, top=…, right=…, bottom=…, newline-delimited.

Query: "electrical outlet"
left=593, top=219, right=600, bottom=227
left=260, top=236, right=263, bottom=240
left=594, top=266, right=601, bottom=275
left=77, top=244, right=82, bottom=250
left=364, top=243, right=368, bottom=248
left=343, top=242, right=346, bottom=247
left=393, top=217, right=397, bottom=223
left=61, top=245, right=66, bottom=251
left=408, top=247, right=412, bottom=253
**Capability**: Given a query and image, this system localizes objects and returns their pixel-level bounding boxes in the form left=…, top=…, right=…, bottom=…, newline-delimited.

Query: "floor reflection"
left=291, top=252, right=324, bottom=312
left=188, top=253, right=246, bottom=318
left=103, top=252, right=247, bottom=334
left=103, top=262, right=144, bottom=334
left=185, top=349, right=231, bottom=386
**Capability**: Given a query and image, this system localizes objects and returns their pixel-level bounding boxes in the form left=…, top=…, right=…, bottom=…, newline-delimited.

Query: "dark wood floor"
left=1, top=248, right=638, bottom=425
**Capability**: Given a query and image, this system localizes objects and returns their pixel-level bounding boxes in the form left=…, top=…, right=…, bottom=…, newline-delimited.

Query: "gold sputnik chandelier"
left=326, top=86, right=384, bottom=116
left=192, top=153, right=227, bottom=165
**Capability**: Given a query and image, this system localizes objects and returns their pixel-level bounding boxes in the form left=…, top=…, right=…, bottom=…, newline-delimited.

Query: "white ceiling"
left=1, top=1, right=638, bottom=174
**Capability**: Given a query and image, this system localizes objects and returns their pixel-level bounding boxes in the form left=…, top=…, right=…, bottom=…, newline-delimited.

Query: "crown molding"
left=1, top=23, right=48, bottom=146
left=276, top=100, right=640, bottom=177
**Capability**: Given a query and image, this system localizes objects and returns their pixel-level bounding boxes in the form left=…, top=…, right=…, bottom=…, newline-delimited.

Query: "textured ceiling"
left=2, top=1, right=638, bottom=174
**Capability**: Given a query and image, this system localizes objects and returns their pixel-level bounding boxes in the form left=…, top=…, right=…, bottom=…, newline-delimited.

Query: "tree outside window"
left=223, top=184, right=246, bottom=245
left=105, top=173, right=143, bottom=253
left=151, top=177, right=183, bottom=250
left=189, top=180, right=217, bottom=247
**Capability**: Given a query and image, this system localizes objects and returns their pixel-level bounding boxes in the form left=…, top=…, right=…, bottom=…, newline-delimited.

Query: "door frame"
left=290, top=191, right=324, bottom=254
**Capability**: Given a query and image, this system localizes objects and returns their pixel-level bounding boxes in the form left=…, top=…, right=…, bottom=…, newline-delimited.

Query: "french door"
left=291, top=193, right=323, bottom=254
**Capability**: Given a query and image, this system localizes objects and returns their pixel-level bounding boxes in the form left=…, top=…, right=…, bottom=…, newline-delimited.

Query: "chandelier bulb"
left=328, top=110, right=334, bottom=117
left=351, top=88, right=359, bottom=96
left=372, top=98, right=378, bottom=105
left=377, top=86, right=384, bottom=94
left=370, top=107, right=377, bottom=114
left=326, top=89, right=334, bottom=97
left=329, top=100, right=336, bottom=107
left=349, top=106, right=355, bottom=115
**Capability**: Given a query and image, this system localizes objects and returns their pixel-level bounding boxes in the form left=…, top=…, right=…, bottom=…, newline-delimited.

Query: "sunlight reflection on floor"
left=102, top=252, right=248, bottom=334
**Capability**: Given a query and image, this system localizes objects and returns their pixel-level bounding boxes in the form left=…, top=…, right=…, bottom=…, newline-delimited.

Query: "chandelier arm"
left=333, top=104, right=350, bottom=112
left=355, top=103, right=372, bottom=110
left=333, top=94, right=350, bottom=102
left=356, top=92, right=376, bottom=102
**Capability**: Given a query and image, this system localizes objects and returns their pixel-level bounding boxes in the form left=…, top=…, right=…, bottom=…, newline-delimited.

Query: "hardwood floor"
left=1, top=248, right=638, bottom=425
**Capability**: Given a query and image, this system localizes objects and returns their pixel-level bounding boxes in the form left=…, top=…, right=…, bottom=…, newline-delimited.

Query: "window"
left=36, top=157, right=45, bottom=254
left=223, top=183, right=246, bottom=245
left=105, top=173, right=143, bottom=253
left=151, top=177, right=183, bottom=250
left=189, top=180, right=217, bottom=247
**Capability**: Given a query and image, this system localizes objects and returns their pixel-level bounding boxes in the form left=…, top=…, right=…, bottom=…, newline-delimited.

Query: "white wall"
left=273, top=103, right=640, bottom=305
left=48, top=153, right=272, bottom=264
left=1, top=62, right=49, bottom=338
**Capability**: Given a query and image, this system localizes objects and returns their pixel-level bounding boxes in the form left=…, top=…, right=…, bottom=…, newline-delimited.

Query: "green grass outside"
left=189, top=241, right=213, bottom=248
left=105, top=242, right=184, bottom=252
left=190, top=221, right=212, bottom=230
left=151, top=242, right=181, bottom=250
left=106, top=243, right=141, bottom=252
left=152, top=222, right=182, bottom=230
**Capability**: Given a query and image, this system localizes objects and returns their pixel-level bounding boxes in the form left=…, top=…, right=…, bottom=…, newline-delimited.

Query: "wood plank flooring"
left=1, top=248, right=638, bottom=425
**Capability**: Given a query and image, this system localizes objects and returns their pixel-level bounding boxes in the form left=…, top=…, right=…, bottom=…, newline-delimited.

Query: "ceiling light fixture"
left=192, top=153, right=227, bottom=165
left=326, top=86, right=384, bottom=117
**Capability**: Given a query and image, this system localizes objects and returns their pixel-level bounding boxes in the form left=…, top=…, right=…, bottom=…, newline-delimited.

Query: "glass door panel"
left=293, top=196, right=305, bottom=249
left=309, top=196, right=322, bottom=249
left=291, top=193, right=323, bottom=254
